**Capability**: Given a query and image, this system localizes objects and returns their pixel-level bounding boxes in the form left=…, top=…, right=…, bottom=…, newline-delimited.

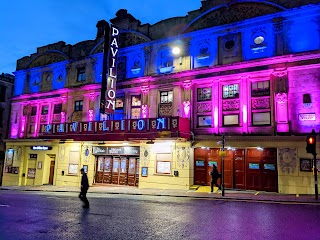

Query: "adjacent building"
left=3, top=0, right=320, bottom=195
left=0, top=73, right=14, bottom=186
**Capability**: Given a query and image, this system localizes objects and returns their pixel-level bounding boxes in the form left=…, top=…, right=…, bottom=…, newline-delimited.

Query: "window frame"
left=77, top=67, right=86, bottom=82
left=197, top=87, right=212, bottom=102
left=222, top=83, right=239, bottom=99
left=155, top=153, right=172, bottom=175
left=160, top=91, right=173, bottom=104
left=41, top=105, right=49, bottom=115
left=223, top=114, right=239, bottom=126
left=251, top=80, right=270, bottom=97
left=31, top=106, right=37, bottom=116
left=53, top=103, right=62, bottom=114
left=74, top=100, right=83, bottom=112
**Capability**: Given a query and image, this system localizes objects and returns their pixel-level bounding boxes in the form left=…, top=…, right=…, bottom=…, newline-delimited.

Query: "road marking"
left=46, top=197, right=60, bottom=199
left=0, top=204, right=10, bottom=207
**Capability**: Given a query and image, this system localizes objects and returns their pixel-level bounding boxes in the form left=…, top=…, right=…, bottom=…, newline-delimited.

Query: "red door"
left=261, top=148, right=278, bottom=192
left=194, top=148, right=208, bottom=185
left=223, top=150, right=233, bottom=189
left=207, top=149, right=220, bottom=186
left=246, top=149, right=262, bottom=190
left=234, top=149, right=245, bottom=189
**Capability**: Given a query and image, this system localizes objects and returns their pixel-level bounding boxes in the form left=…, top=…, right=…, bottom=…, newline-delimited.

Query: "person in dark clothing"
left=79, top=168, right=89, bottom=208
left=210, top=164, right=221, bottom=193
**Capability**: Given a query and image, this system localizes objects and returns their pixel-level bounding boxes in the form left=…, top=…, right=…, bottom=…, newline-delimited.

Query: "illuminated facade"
left=3, top=0, right=320, bottom=194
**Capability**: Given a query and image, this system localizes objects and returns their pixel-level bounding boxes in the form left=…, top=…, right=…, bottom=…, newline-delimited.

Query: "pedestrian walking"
left=210, top=164, right=221, bottom=193
left=79, top=168, right=90, bottom=208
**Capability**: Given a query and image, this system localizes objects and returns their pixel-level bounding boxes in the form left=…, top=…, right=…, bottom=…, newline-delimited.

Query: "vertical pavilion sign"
left=100, top=24, right=120, bottom=116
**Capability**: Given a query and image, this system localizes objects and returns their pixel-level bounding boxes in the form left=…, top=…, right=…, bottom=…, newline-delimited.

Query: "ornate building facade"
left=3, top=0, right=320, bottom=194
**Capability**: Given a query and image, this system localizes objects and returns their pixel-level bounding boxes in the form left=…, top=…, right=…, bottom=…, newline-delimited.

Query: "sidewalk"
left=0, top=185, right=319, bottom=204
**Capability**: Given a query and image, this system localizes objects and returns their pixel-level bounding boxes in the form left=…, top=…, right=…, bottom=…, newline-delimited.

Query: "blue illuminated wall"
left=284, top=15, right=320, bottom=53
left=13, top=71, right=26, bottom=96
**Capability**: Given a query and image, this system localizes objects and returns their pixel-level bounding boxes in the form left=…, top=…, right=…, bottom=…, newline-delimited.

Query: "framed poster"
left=27, top=168, right=36, bottom=178
left=68, top=164, right=78, bottom=175
left=300, top=158, right=312, bottom=172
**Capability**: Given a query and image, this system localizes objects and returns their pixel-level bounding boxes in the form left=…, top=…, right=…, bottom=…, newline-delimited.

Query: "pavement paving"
left=0, top=184, right=319, bottom=204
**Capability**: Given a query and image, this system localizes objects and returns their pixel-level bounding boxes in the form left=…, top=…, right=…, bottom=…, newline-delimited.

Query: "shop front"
left=93, top=146, right=140, bottom=186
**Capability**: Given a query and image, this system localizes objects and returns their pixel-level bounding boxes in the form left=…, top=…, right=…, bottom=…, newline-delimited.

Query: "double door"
left=95, top=156, right=139, bottom=186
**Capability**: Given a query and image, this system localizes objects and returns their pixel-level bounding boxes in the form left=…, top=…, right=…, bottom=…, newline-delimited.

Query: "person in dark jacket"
left=210, top=164, right=221, bottom=193
left=79, top=168, right=89, bottom=208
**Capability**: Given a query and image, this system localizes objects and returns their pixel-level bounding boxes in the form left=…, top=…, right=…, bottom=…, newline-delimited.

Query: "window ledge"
left=153, top=173, right=173, bottom=177
left=158, top=66, right=174, bottom=74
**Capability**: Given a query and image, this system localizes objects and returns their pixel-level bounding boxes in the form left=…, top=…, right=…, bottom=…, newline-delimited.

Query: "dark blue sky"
left=1, top=0, right=201, bottom=75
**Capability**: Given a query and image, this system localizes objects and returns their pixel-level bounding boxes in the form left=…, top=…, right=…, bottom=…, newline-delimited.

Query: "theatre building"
left=3, top=0, right=320, bottom=194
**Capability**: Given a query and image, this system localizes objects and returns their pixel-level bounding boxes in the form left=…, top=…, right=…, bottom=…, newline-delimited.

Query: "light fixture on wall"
left=98, top=141, right=105, bottom=145
left=146, top=140, right=155, bottom=145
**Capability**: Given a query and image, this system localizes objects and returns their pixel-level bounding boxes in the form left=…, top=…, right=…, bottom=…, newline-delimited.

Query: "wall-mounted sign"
left=299, top=113, right=316, bottom=121
left=31, top=146, right=52, bottom=151
left=141, top=167, right=148, bottom=177
left=30, top=154, right=37, bottom=159
left=92, top=147, right=107, bottom=155
left=108, top=147, right=123, bottom=155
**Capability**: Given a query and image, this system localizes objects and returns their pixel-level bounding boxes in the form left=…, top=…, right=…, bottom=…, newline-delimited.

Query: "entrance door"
left=207, top=149, right=220, bottom=186
left=234, top=149, right=245, bottom=189
left=103, top=156, right=112, bottom=184
left=0, top=159, right=4, bottom=186
left=261, top=148, right=278, bottom=192
left=128, top=157, right=137, bottom=186
left=49, top=160, right=55, bottom=185
left=119, top=157, right=128, bottom=185
left=112, top=157, right=120, bottom=184
left=246, top=149, right=262, bottom=190
left=194, top=148, right=208, bottom=185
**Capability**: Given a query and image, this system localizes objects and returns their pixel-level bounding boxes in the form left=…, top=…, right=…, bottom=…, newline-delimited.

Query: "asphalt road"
left=0, top=190, right=319, bottom=240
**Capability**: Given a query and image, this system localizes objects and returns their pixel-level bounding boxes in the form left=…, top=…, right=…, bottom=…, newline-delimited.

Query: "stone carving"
left=279, top=148, right=297, bottom=174
left=59, top=146, right=65, bottom=162
left=177, top=146, right=190, bottom=168
left=252, top=98, right=270, bottom=109
left=197, top=103, right=212, bottom=113
left=82, top=145, right=91, bottom=163
left=15, top=146, right=22, bottom=162
left=28, top=52, right=68, bottom=69
left=120, top=32, right=150, bottom=48
left=140, top=146, right=150, bottom=166
left=276, top=93, right=287, bottom=106
left=222, top=99, right=240, bottom=111
left=52, top=114, right=61, bottom=123
left=184, top=2, right=282, bottom=33
left=159, top=103, right=173, bottom=116
left=40, top=115, right=48, bottom=123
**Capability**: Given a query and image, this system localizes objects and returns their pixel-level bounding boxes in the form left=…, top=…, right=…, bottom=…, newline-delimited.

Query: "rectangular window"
left=131, top=95, right=141, bottom=119
left=0, top=86, right=6, bottom=102
left=74, top=100, right=83, bottom=112
left=77, top=67, right=86, bottom=82
left=197, top=88, right=211, bottom=101
left=223, top=114, right=239, bottom=126
left=223, top=84, right=239, bottom=99
left=252, top=112, right=271, bottom=125
left=41, top=106, right=49, bottom=115
left=160, top=91, right=173, bottom=104
left=156, top=153, right=172, bottom=174
left=197, top=115, right=212, bottom=127
left=53, top=103, right=62, bottom=114
left=0, top=107, right=3, bottom=127
left=252, top=81, right=270, bottom=97
left=131, top=108, right=141, bottom=119
left=31, top=107, right=37, bottom=116
left=115, top=98, right=124, bottom=110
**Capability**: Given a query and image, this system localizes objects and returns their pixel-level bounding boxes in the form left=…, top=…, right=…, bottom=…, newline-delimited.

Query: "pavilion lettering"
left=106, top=26, right=119, bottom=113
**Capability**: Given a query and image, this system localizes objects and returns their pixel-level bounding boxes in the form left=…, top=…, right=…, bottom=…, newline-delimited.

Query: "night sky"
left=0, top=0, right=201, bottom=75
